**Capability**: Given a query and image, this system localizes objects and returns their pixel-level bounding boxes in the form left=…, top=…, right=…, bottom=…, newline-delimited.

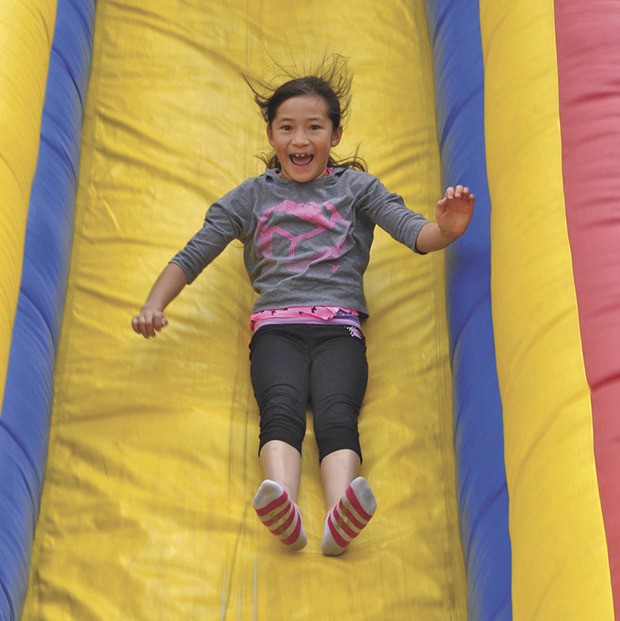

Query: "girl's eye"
left=309, top=124, right=321, bottom=130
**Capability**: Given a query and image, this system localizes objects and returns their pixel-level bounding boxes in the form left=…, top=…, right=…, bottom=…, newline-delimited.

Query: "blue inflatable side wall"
left=425, top=1, right=512, bottom=618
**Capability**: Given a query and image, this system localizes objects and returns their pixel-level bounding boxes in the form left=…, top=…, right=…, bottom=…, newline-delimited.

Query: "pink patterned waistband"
left=250, top=306, right=360, bottom=332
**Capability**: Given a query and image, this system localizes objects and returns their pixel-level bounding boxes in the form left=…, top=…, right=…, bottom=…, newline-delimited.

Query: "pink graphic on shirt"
left=254, top=200, right=352, bottom=274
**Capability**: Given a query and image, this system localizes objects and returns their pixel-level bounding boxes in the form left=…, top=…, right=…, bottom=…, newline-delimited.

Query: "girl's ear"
left=266, top=124, right=275, bottom=147
left=331, top=126, right=343, bottom=147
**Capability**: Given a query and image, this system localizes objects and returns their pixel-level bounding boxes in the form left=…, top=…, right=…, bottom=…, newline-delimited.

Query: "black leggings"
left=249, top=324, right=368, bottom=463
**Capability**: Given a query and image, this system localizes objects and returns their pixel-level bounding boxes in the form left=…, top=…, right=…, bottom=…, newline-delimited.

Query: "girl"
left=131, top=59, right=474, bottom=556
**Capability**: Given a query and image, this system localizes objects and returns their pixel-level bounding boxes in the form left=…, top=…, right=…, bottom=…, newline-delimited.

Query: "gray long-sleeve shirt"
left=170, top=167, right=429, bottom=317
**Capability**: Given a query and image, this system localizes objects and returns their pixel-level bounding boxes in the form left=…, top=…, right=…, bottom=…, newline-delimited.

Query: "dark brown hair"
left=245, top=56, right=367, bottom=172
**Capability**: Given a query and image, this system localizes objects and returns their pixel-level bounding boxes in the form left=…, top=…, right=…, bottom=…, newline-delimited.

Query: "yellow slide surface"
left=24, top=2, right=466, bottom=618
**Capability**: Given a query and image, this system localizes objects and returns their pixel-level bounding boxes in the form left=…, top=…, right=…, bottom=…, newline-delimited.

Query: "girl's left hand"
left=436, top=185, right=475, bottom=239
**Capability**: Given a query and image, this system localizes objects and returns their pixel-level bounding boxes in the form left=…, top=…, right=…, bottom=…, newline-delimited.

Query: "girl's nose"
left=292, top=130, right=309, bottom=145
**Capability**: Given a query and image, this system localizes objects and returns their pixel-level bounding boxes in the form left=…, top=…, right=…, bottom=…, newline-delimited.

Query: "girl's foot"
left=253, top=480, right=307, bottom=551
left=322, top=476, right=376, bottom=556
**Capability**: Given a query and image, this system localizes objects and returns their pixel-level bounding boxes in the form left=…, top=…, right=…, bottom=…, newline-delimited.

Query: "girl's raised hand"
left=131, top=306, right=169, bottom=339
left=435, top=185, right=475, bottom=239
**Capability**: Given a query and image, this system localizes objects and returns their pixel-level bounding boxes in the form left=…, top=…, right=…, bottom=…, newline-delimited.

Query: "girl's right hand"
left=131, top=307, right=169, bottom=338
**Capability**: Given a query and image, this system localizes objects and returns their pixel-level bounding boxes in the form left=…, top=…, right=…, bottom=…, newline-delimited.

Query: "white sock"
left=322, top=477, right=377, bottom=556
left=253, top=480, right=307, bottom=551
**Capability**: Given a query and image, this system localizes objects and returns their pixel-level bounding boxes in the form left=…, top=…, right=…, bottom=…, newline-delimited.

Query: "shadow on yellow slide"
left=22, top=2, right=466, bottom=618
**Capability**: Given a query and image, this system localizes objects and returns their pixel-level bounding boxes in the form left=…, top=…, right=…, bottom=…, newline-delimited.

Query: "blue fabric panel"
left=424, top=1, right=512, bottom=619
left=0, top=1, right=96, bottom=619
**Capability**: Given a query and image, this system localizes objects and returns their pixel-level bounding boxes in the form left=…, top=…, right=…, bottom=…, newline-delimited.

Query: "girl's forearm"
left=414, top=222, right=457, bottom=254
left=142, top=263, right=188, bottom=311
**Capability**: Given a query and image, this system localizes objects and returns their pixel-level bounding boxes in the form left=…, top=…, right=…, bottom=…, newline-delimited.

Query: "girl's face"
left=267, top=94, right=343, bottom=183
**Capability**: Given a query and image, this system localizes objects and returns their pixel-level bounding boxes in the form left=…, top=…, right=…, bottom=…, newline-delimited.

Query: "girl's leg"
left=310, top=327, right=377, bottom=555
left=249, top=327, right=310, bottom=550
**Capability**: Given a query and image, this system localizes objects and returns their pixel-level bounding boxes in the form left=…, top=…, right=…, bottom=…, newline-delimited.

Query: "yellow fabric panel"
left=24, top=1, right=466, bottom=619
left=0, top=0, right=57, bottom=411
left=480, top=0, right=614, bottom=618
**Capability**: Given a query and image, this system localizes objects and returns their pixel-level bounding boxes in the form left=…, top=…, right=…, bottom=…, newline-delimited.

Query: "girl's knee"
left=314, top=407, right=362, bottom=463
left=258, top=390, right=307, bottom=455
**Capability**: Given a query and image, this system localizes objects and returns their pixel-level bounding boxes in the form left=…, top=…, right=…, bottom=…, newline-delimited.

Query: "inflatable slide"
left=1, top=1, right=619, bottom=619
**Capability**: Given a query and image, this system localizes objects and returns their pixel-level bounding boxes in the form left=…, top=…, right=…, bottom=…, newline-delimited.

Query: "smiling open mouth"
left=290, top=154, right=314, bottom=166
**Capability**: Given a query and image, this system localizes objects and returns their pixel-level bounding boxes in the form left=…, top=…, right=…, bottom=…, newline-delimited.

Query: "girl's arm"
left=131, top=263, right=188, bottom=338
left=415, top=185, right=475, bottom=253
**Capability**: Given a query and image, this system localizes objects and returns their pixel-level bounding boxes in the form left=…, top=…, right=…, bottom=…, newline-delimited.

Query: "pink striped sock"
left=322, top=477, right=377, bottom=556
left=253, top=480, right=307, bottom=551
